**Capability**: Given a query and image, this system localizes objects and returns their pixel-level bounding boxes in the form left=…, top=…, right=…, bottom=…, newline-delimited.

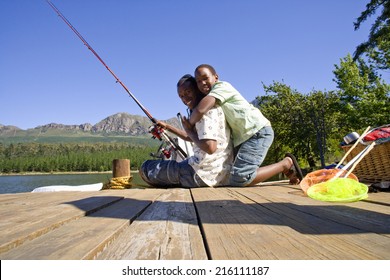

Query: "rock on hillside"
left=35, top=123, right=93, bottom=133
left=0, top=124, right=22, bottom=136
left=92, top=112, right=180, bottom=135
left=93, top=113, right=150, bottom=135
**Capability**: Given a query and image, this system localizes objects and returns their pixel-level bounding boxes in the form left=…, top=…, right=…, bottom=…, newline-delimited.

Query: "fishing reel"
left=148, top=124, right=187, bottom=160
left=150, top=141, right=174, bottom=160
left=149, top=125, right=164, bottom=141
left=149, top=125, right=173, bottom=159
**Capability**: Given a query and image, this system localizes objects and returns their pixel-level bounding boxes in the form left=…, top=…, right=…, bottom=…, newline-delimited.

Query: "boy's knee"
left=229, top=173, right=253, bottom=187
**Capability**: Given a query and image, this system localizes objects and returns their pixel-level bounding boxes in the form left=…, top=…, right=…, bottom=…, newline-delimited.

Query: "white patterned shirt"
left=188, top=106, right=233, bottom=187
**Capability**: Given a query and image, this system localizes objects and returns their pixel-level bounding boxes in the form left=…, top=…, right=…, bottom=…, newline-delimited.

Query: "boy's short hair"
left=195, top=64, right=217, bottom=75
left=177, top=74, right=196, bottom=88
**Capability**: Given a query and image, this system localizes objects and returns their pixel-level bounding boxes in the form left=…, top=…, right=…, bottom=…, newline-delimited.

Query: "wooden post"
left=112, top=159, right=130, bottom=178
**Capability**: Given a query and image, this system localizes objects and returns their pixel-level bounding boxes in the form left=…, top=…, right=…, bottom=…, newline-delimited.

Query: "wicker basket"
left=341, top=140, right=390, bottom=183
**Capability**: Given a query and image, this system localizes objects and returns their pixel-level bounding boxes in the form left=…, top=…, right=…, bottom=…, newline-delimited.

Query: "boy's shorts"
left=140, top=159, right=207, bottom=188
left=229, top=126, right=274, bottom=186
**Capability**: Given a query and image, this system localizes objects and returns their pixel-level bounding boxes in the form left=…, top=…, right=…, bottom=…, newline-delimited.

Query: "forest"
left=257, top=54, right=389, bottom=170
left=0, top=142, right=158, bottom=173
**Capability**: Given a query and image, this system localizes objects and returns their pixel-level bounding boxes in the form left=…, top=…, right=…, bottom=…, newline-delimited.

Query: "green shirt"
left=209, top=81, right=271, bottom=147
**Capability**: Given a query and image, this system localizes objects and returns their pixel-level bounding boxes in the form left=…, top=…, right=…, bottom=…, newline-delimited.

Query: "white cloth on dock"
left=31, top=182, right=103, bottom=192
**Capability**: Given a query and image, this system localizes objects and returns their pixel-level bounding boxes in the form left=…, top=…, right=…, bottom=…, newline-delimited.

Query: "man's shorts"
left=140, top=159, right=208, bottom=188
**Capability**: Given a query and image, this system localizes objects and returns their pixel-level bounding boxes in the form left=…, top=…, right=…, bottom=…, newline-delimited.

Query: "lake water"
left=0, top=172, right=283, bottom=194
left=0, top=172, right=148, bottom=194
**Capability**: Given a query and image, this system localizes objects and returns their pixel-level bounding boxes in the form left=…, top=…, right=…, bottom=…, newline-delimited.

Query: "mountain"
left=0, top=113, right=180, bottom=138
left=0, top=125, right=22, bottom=136
left=93, top=113, right=150, bottom=135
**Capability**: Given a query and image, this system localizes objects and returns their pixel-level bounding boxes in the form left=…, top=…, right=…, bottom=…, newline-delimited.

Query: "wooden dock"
left=0, top=181, right=389, bottom=260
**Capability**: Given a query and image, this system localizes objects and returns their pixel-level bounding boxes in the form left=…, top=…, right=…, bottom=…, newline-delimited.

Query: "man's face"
left=195, top=67, right=218, bottom=94
left=178, top=81, right=200, bottom=110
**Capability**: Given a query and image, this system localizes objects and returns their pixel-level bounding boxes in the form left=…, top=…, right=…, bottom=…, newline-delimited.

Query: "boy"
left=184, top=64, right=302, bottom=186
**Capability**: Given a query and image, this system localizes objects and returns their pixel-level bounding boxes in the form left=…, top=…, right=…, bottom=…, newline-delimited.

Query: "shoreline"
left=0, top=170, right=139, bottom=176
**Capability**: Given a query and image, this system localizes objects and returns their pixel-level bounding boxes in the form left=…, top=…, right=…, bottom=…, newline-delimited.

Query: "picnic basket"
left=341, top=130, right=390, bottom=183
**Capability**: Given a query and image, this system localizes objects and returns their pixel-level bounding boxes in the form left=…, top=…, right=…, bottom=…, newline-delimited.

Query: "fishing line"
left=46, top=0, right=187, bottom=159
left=46, top=0, right=155, bottom=122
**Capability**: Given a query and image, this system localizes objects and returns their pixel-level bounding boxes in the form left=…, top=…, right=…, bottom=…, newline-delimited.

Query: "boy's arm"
left=185, top=128, right=217, bottom=155
left=189, top=96, right=216, bottom=126
left=157, top=121, right=192, bottom=142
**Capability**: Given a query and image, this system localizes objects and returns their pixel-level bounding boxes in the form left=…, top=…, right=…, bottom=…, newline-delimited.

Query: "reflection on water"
left=0, top=172, right=149, bottom=194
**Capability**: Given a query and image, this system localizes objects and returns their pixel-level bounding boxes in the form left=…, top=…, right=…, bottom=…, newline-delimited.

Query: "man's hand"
left=156, top=120, right=167, bottom=129
left=181, top=116, right=195, bottom=132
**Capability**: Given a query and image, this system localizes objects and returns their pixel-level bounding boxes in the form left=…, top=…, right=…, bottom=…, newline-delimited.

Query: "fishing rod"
left=46, top=0, right=187, bottom=159
left=177, top=113, right=193, bottom=157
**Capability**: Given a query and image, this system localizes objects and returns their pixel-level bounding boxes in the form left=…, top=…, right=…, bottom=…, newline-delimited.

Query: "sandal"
left=284, top=153, right=303, bottom=185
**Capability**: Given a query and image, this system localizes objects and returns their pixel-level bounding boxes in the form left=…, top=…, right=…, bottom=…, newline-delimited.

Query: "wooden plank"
left=191, top=187, right=325, bottom=259
left=191, top=187, right=389, bottom=259
left=363, top=191, right=390, bottom=206
left=246, top=185, right=390, bottom=233
left=0, top=191, right=101, bottom=213
left=0, top=192, right=41, bottom=203
left=232, top=187, right=390, bottom=259
left=0, top=191, right=125, bottom=254
left=97, top=188, right=207, bottom=260
left=0, top=191, right=123, bottom=221
left=254, top=181, right=390, bottom=204
left=0, top=189, right=164, bottom=259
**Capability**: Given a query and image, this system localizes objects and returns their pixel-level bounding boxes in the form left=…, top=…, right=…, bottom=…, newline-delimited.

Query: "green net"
left=307, top=178, right=368, bottom=203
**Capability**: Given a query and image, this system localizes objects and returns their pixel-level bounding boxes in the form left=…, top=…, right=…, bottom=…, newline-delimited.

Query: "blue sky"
left=0, top=0, right=383, bottom=130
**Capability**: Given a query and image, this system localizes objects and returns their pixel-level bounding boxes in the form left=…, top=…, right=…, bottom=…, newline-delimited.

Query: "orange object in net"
left=300, top=169, right=358, bottom=195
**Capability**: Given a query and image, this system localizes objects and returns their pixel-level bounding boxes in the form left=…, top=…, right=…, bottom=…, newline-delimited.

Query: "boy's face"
left=195, top=67, right=218, bottom=94
left=178, top=81, right=201, bottom=110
